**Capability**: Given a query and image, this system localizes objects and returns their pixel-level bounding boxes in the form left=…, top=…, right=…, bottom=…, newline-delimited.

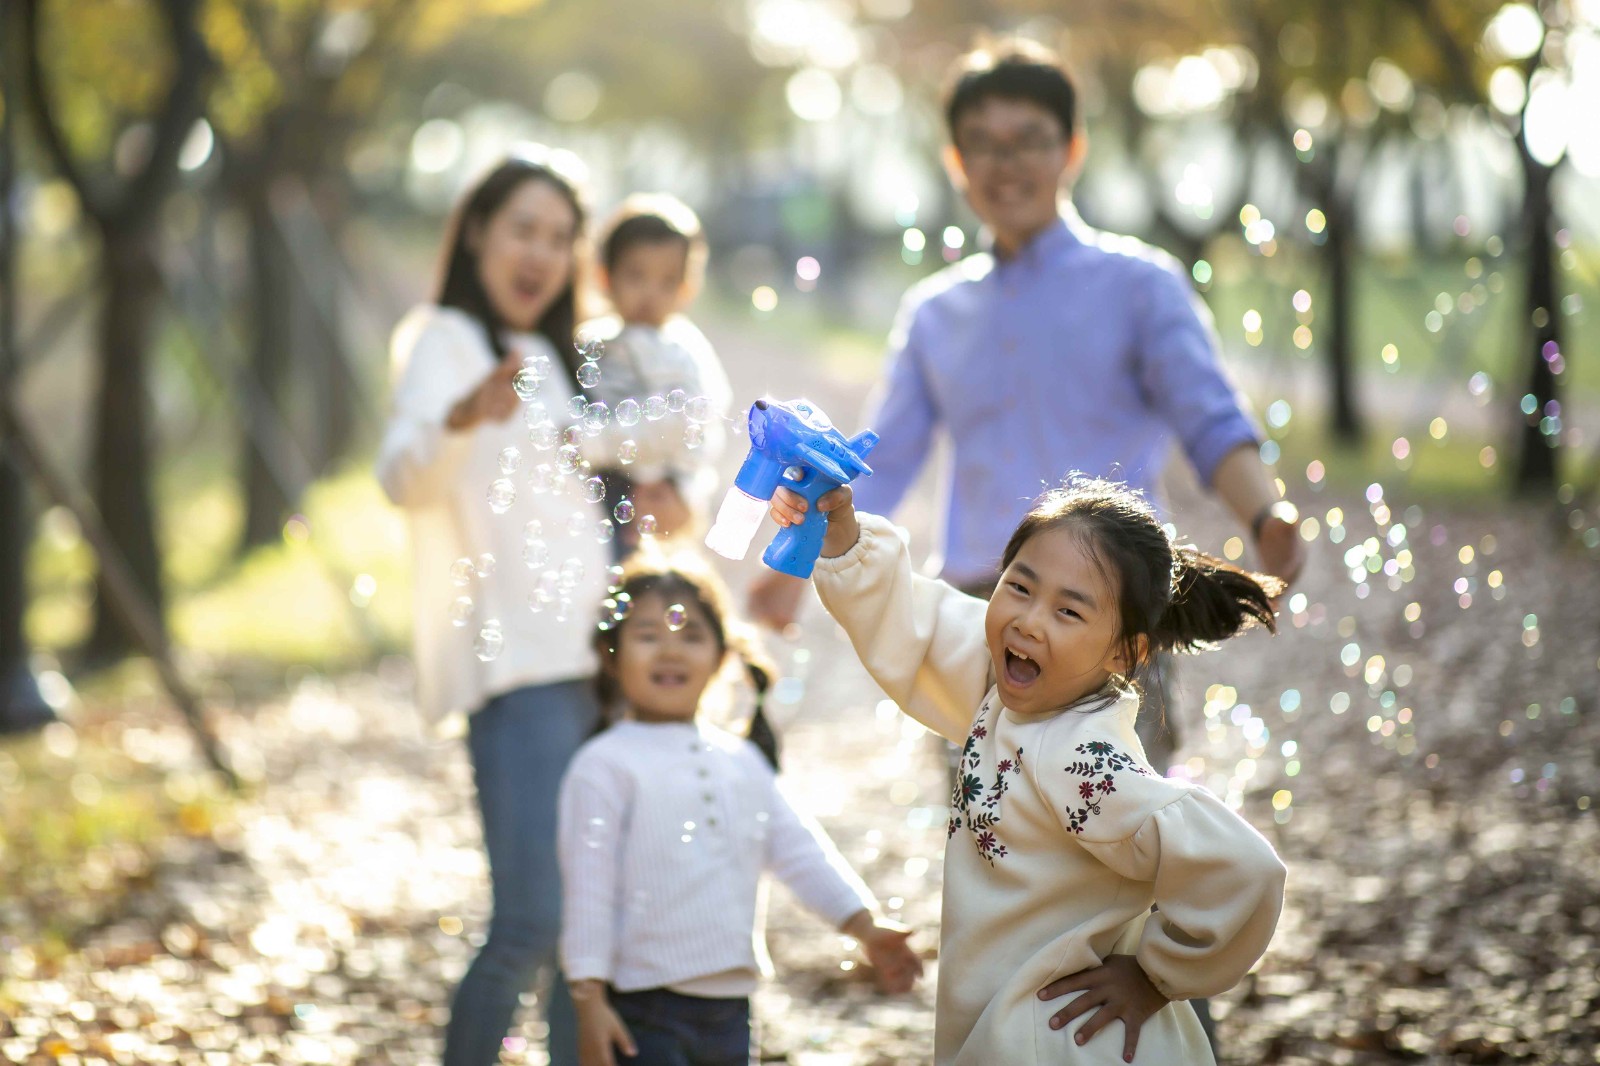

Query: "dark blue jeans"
left=610, top=988, right=751, bottom=1066
left=442, top=680, right=603, bottom=1066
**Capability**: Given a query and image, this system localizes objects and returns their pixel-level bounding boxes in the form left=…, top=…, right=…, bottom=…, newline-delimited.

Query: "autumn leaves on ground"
left=5, top=450, right=1598, bottom=1065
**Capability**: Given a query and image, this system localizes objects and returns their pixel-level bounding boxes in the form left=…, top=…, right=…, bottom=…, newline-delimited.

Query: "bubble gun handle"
left=704, top=398, right=878, bottom=579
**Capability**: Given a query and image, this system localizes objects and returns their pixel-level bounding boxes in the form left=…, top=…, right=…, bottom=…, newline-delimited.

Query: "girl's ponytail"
left=726, top=624, right=781, bottom=770
left=742, top=657, right=781, bottom=771
left=1153, top=544, right=1284, bottom=654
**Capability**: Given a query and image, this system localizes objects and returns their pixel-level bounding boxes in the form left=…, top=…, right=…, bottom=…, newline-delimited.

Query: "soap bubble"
left=560, top=557, right=586, bottom=589
left=617, top=398, right=641, bottom=427
left=449, top=595, right=474, bottom=626
left=557, top=444, right=582, bottom=473
left=613, top=592, right=633, bottom=618
left=685, top=396, right=712, bottom=423
left=523, top=539, right=549, bottom=569
left=522, top=400, right=549, bottom=429
left=577, top=361, right=602, bottom=389
left=638, top=514, right=658, bottom=536
left=614, top=498, right=636, bottom=524
left=474, top=621, right=504, bottom=662
left=665, top=603, right=688, bottom=631
left=512, top=368, right=540, bottom=401
left=475, top=553, right=496, bottom=578
left=562, top=424, right=584, bottom=447
left=643, top=395, right=667, bottom=421
left=597, top=518, right=616, bottom=543
left=528, top=421, right=559, bottom=451
left=618, top=440, right=638, bottom=465
left=584, top=476, right=607, bottom=503
left=583, top=401, right=611, bottom=432
left=487, top=478, right=516, bottom=514
left=449, top=557, right=476, bottom=587
left=666, top=388, right=687, bottom=413
left=498, top=447, right=522, bottom=475
left=577, top=336, right=604, bottom=360
left=527, top=464, right=555, bottom=494
left=524, top=519, right=543, bottom=541
left=569, top=395, right=589, bottom=420
left=567, top=511, right=590, bottom=538
left=684, top=424, right=705, bottom=450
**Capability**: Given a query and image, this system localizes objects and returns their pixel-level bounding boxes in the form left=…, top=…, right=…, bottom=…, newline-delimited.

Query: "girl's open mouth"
left=1003, top=648, right=1041, bottom=686
left=651, top=670, right=689, bottom=687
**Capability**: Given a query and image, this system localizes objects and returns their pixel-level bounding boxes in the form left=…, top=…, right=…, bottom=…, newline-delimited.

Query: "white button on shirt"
left=557, top=720, right=877, bottom=997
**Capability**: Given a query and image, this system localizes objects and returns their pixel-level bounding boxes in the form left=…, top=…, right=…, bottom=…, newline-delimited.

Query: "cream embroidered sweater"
left=813, top=514, right=1287, bottom=1066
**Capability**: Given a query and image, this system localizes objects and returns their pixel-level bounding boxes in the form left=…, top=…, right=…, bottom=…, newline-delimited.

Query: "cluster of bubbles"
left=1185, top=220, right=1598, bottom=820
left=488, top=336, right=719, bottom=547
left=445, top=553, right=506, bottom=662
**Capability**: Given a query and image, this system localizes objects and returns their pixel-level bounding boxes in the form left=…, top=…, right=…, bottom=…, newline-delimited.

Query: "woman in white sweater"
left=375, top=150, right=608, bottom=1066
left=768, top=476, right=1288, bottom=1065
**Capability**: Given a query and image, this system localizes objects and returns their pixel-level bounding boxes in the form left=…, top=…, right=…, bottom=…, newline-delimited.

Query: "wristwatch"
left=1250, top=500, right=1300, bottom=542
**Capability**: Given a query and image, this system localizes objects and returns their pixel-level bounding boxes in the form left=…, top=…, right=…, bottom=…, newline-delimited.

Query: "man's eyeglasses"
left=958, top=136, right=1065, bottom=168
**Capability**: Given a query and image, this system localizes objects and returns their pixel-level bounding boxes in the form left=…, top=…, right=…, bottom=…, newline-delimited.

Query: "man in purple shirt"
left=751, top=41, right=1303, bottom=765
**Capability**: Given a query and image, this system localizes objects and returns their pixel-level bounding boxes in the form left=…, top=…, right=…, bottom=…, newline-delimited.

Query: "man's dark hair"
left=945, top=39, right=1078, bottom=145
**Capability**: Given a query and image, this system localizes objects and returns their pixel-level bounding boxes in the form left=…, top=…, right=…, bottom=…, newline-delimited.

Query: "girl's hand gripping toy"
left=704, top=398, right=878, bottom=578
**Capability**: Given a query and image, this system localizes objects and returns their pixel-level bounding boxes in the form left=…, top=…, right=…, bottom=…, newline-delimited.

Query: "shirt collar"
left=986, top=210, right=1082, bottom=273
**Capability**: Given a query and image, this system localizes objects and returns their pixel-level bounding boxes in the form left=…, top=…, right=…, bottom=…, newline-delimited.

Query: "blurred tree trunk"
left=1, top=0, right=53, bottom=731
left=85, top=228, right=168, bottom=658
left=20, top=0, right=210, bottom=661
left=232, top=106, right=360, bottom=551
left=1299, top=141, right=1365, bottom=444
left=300, top=175, right=356, bottom=473
left=1513, top=141, right=1560, bottom=491
left=238, top=173, right=298, bottom=548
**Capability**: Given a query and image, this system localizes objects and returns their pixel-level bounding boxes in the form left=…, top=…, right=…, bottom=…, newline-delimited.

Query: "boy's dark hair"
left=598, top=193, right=706, bottom=274
left=593, top=549, right=781, bottom=769
left=1000, top=477, right=1282, bottom=679
left=437, top=147, right=589, bottom=382
left=945, top=38, right=1079, bottom=145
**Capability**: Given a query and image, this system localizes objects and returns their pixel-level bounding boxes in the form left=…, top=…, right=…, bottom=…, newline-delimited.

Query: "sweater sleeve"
left=1132, top=261, right=1261, bottom=486
left=760, top=769, right=877, bottom=928
left=1039, top=730, right=1286, bottom=1000
left=374, top=309, right=483, bottom=508
left=812, top=513, right=991, bottom=744
left=557, top=751, right=628, bottom=984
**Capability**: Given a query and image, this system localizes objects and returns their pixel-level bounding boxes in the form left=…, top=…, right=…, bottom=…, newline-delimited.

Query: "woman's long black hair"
left=435, top=148, right=590, bottom=386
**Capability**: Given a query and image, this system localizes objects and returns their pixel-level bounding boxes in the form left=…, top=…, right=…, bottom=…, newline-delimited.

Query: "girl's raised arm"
left=812, top=511, right=993, bottom=743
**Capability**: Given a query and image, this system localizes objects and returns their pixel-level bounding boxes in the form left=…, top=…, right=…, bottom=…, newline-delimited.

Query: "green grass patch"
left=0, top=679, right=236, bottom=963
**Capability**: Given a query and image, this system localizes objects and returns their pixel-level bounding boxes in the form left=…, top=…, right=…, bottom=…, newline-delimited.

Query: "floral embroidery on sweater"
left=1061, top=740, right=1151, bottom=835
left=947, top=702, right=1025, bottom=865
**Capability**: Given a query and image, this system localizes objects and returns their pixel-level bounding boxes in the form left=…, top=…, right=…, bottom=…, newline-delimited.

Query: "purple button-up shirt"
left=852, top=209, right=1260, bottom=586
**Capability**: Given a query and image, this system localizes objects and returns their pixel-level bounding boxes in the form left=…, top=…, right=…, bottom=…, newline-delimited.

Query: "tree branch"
left=18, top=0, right=102, bottom=220
left=117, top=0, right=213, bottom=227
left=1400, top=0, right=1483, bottom=104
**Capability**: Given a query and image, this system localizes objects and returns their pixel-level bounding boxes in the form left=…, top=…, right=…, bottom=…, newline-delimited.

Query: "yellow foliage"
left=36, top=0, right=176, bottom=162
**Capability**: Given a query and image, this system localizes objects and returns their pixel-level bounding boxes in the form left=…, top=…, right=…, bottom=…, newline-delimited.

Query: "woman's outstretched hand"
left=1037, top=954, right=1169, bottom=1063
left=768, top=484, right=860, bottom=559
left=447, top=356, right=523, bottom=430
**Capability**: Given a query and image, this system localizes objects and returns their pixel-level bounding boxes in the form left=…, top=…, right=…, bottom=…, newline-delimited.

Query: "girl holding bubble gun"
left=557, top=551, right=922, bottom=1066
left=768, top=475, right=1287, bottom=1065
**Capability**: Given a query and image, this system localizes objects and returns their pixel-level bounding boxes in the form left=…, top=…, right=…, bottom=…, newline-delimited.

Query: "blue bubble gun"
left=704, top=398, right=878, bottom=578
